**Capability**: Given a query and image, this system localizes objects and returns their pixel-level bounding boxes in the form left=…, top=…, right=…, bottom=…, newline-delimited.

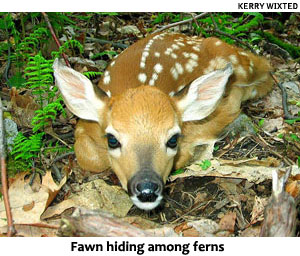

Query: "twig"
left=46, top=131, right=72, bottom=149
left=85, top=37, right=128, bottom=49
left=51, top=151, right=75, bottom=181
left=0, top=97, right=16, bottom=236
left=209, top=13, right=256, bottom=54
left=270, top=72, right=297, bottom=120
left=190, top=13, right=200, bottom=29
left=52, top=152, right=75, bottom=164
left=152, top=12, right=209, bottom=34
left=251, top=135, right=294, bottom=165
left=41, top=12, right=70, bottom=67
left=3, top=15, right=12, bottom=88
left=51, top=164, right=62, bottom=181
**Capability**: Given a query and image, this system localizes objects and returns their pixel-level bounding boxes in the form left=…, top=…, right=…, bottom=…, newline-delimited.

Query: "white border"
left=2, top=0, right=299, bottom=12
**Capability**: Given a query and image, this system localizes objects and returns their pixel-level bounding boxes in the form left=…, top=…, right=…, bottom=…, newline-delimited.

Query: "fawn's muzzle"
left=128, top=170, right=163, bottom=210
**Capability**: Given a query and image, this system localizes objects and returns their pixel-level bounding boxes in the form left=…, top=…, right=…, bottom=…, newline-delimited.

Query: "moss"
left=259, top=31, right=300, bottom=59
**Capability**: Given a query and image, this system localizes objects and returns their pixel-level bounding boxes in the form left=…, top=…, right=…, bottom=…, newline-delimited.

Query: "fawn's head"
left=53, top=59, right=232, bottom=210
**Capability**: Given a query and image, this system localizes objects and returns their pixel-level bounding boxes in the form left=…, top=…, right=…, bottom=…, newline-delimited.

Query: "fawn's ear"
left=53, top=59, right=108, bottom=123
left=175, top=64, right=233, bottom=122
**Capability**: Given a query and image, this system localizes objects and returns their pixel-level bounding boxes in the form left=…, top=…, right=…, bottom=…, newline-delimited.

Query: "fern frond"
left=83, top=71, right=103, bottom=79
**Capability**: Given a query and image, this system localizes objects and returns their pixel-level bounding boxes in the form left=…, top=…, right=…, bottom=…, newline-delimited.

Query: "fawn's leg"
left=74, top=120, right=110, bottom=172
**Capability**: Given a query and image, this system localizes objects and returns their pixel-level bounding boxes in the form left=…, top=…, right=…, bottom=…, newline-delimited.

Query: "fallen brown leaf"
left=286, top=180, right=299, bottom=198
left=218, top=211, right=236, bottom=232
left=0, top=171, right=67, bottom=228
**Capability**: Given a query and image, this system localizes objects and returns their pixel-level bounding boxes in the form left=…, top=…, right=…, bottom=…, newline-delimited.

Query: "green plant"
left=258, top=119, right=265, bottom=127
left=4, top=13, right=78, bottom=176
left=11, top=132, right=45, bottom=169
left=59, top=39, right=84, bottom=56
left=0, top=13, right=21, bottom=54
left=198, top=160, right=212, bottom=170
left=91, top=50, right=118, bottom=60
left=31, top=97, right=66, bottom=132
left=44, top=142, right=73, bottom=154
left=258, top=31, right=300, bottom=59
left=14, top=27, right=49, bottom=64
left=171, top=168, right=185, bottom=176
left=195, top=13, right=264, bottom=46
left=83, top=71, right=103, bottom=79
left=214, top=145, right=220, bottom=151
left=24, top=53, right=55, bottom=106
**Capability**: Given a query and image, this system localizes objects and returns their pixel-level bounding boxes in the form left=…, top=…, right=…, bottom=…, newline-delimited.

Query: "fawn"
left=53, top=32, right=273, bottom=210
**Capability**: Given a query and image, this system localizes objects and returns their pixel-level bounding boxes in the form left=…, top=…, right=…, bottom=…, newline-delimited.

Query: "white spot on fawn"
left=138, top=73, right=147, bottom=83
left=249, top=60, right=254, bottom=73
left=192, top=46, right=200, bottom=52
left=190, top=53, right=198, bottom=61
left=149, top=72, right=159, bottom=86
left=203, top=57, right=228, bottom=74
left=176, top=42, right=185, bottom=47
left=164, top=48, right=173, bottom=55
left=185, top=59, right=198, bottom=73
left=103, top=71, right=111, bottom=84
left=154, top=63, right=163, bottom=73
left=177, top=85, right=185, bottom=92
left=106, top=90, right=111, bottom=97
left=110, top=61, right=116, bottom=66
left=154, top=52, right=160, bottom=57
left=140, top=61, right=146, bottom=69
left=142, top=51, right=149, bottom=58
left=215, top=41, right=222, bottom=46
left=152, top=73, right=158, bottom=80
left=170, top=67, right=179, bottom=80
left=236, top=65, right=247, bottom=78
left=229, top=55, right=238, bottom=64
left=171, top=53, right=178, bottom=59
left=149, top=79, right=155, bottom=86
left=239, top=51, right=248, bottom=56
left=183, top=52, right=190, bottom=58
left=169, top=91, right=175, bottom=97
left=171, top=44, right=180, bottom=50
left=175, top=62, right=184, bottom=74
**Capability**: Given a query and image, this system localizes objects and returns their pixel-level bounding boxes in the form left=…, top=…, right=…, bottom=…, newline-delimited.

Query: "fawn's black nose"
left=136, top=181, right=159, bottom=202
left=128, top=171, right=163, bottom=210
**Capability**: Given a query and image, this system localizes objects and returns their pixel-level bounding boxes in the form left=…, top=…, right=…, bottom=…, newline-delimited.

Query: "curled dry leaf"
left=286, top=180, right=299, bottom=198
left=250, top=196, right=268, bottom=225
left=8, top=87, right=39, bottom=128
left=0, top=171, right=67, bottom=228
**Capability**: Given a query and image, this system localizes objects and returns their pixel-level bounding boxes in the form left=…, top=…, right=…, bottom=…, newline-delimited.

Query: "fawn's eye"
left=166, top=134, right=180, bottom=149
left=106, top=133, right=121, bottom=149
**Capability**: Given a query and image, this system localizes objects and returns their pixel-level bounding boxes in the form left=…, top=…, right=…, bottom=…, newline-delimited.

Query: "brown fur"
left=74, top=33, right=273, bottom=188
